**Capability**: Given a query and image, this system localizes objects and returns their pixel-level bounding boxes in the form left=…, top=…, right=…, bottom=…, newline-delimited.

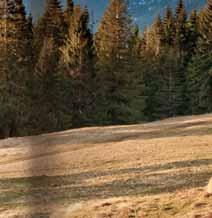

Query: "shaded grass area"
left=1, top=158, right=212, bottom=208
left=1, top=118, right=212, bottom=151
left=1, top=115, right=212, bottom=217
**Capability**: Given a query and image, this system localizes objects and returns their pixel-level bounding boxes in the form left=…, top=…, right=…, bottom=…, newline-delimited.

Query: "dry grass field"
left=0, top=114, right=212, bottom=218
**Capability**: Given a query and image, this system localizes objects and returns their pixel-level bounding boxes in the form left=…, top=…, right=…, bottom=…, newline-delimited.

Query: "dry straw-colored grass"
left=0, top=114, right=212, bottom=217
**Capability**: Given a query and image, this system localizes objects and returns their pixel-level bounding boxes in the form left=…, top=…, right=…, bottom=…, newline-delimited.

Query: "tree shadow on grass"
left=1, top=118, right=212, bottom=217
left=18, top=119, right=212, bottom=147
left=1, top=157, right=212, bottom=217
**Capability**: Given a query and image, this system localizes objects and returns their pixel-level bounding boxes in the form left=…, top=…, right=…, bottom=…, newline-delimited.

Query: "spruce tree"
left=139, top=27, right=149, bottom=57
left=175, top=0, right=188, bottom=54
left=61, top=6, right=94, bottom=77
left=34, top=0, right=65, bottom=64
left=32, top=0, right=67, bottom=133
left=199, top=0, right=212, bottom=51
left=64, top=0, right=74, bottom=28
left=14, top=0, right=31, bottom=69
left=0, top=0, right=30, bottom=138
left=34, top=0, right=65, bottom=60
left=187, top=10, right=200, bottom=55
left=128, top=25, right=146, bottom=122
left=25, top=14, right=34, bottom=67
left=0, top=0, right=14, bottom=137
left=144, top=49, right=186, bottom=120
left=95, top=0, right=141, bottom=124
left=163, top=7, right=176, bottom=46
left=154, top=16, right=165, bottom=54
left=33, top=37, right=65, bottom=133
left=130, top=25, right=142, bottom=58
left=60, top=5, right=95, bottom=127
left=145, top=16, right=165, bottom=56
left=0, top=0, right=15, bottom=42
left=42, top=0, right=64, bottom=40
left=96, top=0, right=132, bottom=64
left=187, top=53, right=212, bottom=114
left=187, top=0, right=212, bottom=115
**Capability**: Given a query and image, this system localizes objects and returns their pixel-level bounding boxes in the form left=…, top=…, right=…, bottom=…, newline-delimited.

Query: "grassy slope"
left=0, top=114, right=212, bottom=218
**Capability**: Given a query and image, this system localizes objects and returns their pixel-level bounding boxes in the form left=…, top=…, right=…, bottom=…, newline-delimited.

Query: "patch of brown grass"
left=63, top=189, right=212, bottom=218
left=0, top=114, right=212, bottom=217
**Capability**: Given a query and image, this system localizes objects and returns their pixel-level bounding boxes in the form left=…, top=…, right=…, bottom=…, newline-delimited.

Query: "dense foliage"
left=0, top=0, right=211, bottom=138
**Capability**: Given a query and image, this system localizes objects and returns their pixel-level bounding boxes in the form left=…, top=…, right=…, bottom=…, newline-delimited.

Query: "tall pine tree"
left=187, top=10, right=200, bottom=55
left=199, top=0, right=212, bottom=51
left=95, top=0, right=141, bottom=124
left=32, top=0, right=66, bottom=133
left=175, top=0, right=188, bottom=55
left=64, top=0, right=74, bottom=29
left=0, top=0, right=30, bottom=138
left=145, top=15, right=165, bottom=56
left=34, top=0, right=64, bottom=62
left=60, top=5, right=95, bottom=127
left=163, top=7, right=176, bottom=47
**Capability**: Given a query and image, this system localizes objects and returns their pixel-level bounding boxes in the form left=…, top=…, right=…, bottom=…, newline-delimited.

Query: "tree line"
left=0, top=0, right=211, bottom=139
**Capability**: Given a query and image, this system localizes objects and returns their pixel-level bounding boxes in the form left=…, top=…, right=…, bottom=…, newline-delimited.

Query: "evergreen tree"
left=187, top=0, right=212, bottom=115
left=60, top=5, right=95, bottom=127
left=187, top=52, right=212, bottom=114
left=199, top=0, right=212, bottom=51
left=129, top=25, right=142, bottom=58
left=95, top=0, right=132, bottom=63
left=0, top=0, right=211, bottom=137
left=128, top=25, right=146, bottom=122
left=61, top=6, right=94, bottom=77
left=0, top=0, right=15, bottom=42
left=32, top=37, right=65, bottom=133
left=139, top=27, right=149, bottom=57
left=175, top=0, right=188, bottom=54
left=14, top=1, right=36, bottom=135
left=0, top=0, right=14, bottom=138
left=64, top=0, right=74, bottom=28
left=42, top=0, right=64, bottom=40
left=163, top=7, right=176, bottom=46
left=145, top=15, right=165, bottom=56
left=144, top=49, right=186, bottom=120
left=25, top=14, right=34, bottom=67
left=154, top=16, right=165, bottom=54
left=95, top=0, right=137, bottom=124
left=14, top=0, right=32, bottom=71
left=187, top=10, right=200, bottom=55
left=31, top=0, right=67, bottom=133
left=34, top=0, right=64, bottom=61
left=0, top=0, right=30, bottom=138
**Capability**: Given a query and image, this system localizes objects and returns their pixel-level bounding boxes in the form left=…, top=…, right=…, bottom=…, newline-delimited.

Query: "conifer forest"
left=0, top=0, right=211, bottom=139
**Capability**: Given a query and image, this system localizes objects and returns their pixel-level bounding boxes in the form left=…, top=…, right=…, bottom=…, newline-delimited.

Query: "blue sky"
left=23, top=0, right=108, bottom=25
left=23, top=0, right=206, bottom=29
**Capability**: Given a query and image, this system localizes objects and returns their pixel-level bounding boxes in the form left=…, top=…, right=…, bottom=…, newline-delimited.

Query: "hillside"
left=0, top=114, right=212, bottom=218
